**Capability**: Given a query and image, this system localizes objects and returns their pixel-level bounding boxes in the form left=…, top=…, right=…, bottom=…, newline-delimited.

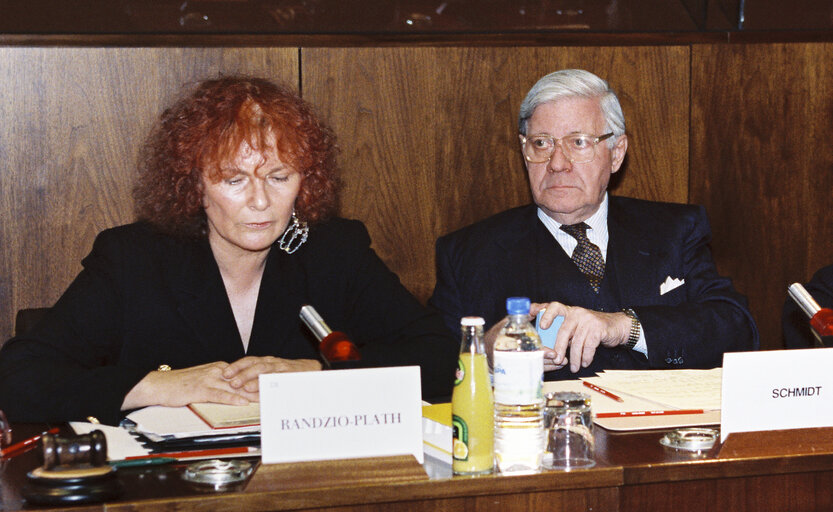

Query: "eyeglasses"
left=520, top=132, right=614, bottom=164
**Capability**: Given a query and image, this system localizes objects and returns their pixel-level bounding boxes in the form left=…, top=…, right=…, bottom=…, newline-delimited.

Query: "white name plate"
left=721, top=348, right=833, bottom=442
left=259, top=366, right=423, bottom=464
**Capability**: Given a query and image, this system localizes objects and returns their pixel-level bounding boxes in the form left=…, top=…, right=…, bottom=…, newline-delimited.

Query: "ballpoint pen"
left=582, top=381, right=624, bottom=402
left=596, top=409, right=705, bottom=419
left=0, top=427, right=60, bottom=459
left=127, top=446, right=259, bottom=460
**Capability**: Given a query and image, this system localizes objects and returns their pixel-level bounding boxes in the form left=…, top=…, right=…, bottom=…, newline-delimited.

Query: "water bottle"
left=451, top=317, right=494, bottom=475
left=493, top=297, right=545, bottom=474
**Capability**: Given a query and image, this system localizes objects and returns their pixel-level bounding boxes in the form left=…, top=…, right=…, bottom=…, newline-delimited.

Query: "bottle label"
left=493, top=351, right=544, bottom=404
left=454, top=358, right=465, bottom=387
left=451, top=414, right=469, bottom=461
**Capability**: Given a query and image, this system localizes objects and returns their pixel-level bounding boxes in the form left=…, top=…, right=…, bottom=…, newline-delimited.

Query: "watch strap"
left=623, top=308, right=640, bottom=349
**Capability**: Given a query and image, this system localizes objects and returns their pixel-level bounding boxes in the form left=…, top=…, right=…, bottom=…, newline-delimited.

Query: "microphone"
left=299, top=305, right=361, bottom=364
left=788, top=283, right=833, bottom=338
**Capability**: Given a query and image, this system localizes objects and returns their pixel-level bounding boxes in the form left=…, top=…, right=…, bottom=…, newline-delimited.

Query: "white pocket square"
left=660, top=276, right=685, bottom=295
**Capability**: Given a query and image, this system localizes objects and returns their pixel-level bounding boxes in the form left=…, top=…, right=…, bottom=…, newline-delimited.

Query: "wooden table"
left=3, top=423, right=833, bottom=511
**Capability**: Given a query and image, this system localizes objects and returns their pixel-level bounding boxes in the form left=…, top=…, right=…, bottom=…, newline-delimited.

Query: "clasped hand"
left=485, top=302, right=631, bottom=374
left=532, top=302, right=631, bottom=373
left=122, top=356, right=321, bottom=410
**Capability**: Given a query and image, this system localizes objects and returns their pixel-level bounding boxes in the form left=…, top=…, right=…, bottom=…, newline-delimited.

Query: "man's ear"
left=610, top=134, right=628, bottom=174
left=519, top=133, right=531, bottom=172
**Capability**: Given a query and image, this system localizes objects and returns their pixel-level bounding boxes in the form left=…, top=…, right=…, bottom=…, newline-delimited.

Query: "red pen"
left=583, top=380, right=624, bottom=402
left=0, top=427, right=60, bottom=459
left=124, top=446, right=258, bottom=461
left=596, top=409, right=705, bottom=418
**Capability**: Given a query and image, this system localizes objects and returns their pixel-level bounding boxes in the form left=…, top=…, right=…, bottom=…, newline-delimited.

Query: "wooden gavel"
left=40, top=430, right=107, bottom=469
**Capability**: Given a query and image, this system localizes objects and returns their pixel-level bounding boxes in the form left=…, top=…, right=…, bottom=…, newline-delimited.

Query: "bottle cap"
left=506, top=297, right=531, bottom=315
left=460, top=316, right=485, bottom=326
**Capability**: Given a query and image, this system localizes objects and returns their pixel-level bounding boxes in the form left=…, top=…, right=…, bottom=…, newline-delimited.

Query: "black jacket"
left=0, top=219, right=457, bottom=424
left=430, top=197, right=758, bottom=378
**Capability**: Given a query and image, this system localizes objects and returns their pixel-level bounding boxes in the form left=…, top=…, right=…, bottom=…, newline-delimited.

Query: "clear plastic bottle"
left=492, top=297, right=545, bottom=475
left=451, top=316, right=494, bottom=475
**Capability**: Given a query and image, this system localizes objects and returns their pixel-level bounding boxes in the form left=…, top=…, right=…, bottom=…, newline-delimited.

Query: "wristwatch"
left=622, top=308, right=640, bottom=350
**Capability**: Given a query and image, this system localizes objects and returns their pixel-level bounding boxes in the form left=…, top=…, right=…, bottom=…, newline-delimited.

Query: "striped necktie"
left=560, top=222, right=605, bottom=293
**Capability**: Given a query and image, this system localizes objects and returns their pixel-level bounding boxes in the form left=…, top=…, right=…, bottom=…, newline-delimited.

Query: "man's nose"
left=546, top=141, right=572, bottom=172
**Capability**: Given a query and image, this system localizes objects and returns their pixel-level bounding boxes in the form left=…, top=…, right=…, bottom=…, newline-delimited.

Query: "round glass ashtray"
left=660, top=428, right=719, bottom=453
left=182, top=459, right=253, bottom=490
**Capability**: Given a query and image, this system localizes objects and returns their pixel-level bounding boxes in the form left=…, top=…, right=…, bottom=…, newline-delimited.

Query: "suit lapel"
left=607, top=197, right=656, bottom=304
left=497, top=206, right=599, bottom=304
left=170, top=239, right=246, bottom=362
left=246, top=247, right=309, bottom=357
left=531, top=221, right=594, bottom=303
left=494, top=207, right=555, bottom=300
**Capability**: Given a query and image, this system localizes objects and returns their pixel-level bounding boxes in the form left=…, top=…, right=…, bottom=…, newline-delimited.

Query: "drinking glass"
left=543, top=392, right=595, bottom=470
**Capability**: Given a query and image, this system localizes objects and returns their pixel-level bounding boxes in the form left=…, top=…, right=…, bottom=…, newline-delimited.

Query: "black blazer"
left=0, top=219, right=457, bottom=424
left=429, top=196, right=758, bottom=378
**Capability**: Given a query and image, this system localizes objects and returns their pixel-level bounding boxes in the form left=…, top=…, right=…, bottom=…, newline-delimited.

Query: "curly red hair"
left=134, top=75, right=340, bottom=238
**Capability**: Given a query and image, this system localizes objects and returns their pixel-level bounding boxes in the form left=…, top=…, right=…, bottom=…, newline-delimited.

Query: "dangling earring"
left=279, top=211, right=308, bottom=254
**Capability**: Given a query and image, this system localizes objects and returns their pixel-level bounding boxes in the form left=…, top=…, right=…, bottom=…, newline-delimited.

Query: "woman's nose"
left=248, top=179, right=270, bottom=210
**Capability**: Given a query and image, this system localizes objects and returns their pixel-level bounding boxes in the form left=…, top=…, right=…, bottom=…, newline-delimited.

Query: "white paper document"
left=583, top=368, right=723, bottom=410
left=721, top=348, right=833, bottom=442
left=542, top=369, right=723, bottom=431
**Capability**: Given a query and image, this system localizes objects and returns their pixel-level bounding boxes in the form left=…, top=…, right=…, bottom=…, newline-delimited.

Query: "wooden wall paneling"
left=302, top=47, right=529, bottom=304
left=0, top=47, right=299, bottom=342
left=690, top=43, right=833, bottom=350
left=302, top=46, right=689, bottom=304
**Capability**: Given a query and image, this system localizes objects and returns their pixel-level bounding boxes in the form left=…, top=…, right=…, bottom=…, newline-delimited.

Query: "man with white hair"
left=430, top=69, right=758, bottom=378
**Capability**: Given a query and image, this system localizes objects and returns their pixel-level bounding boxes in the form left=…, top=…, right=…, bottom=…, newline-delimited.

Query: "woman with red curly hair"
left=0, top=76, right=457, bottom=424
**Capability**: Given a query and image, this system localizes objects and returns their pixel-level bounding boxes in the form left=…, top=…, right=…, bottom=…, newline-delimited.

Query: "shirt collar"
left=537, top=193, right=610, bottom=257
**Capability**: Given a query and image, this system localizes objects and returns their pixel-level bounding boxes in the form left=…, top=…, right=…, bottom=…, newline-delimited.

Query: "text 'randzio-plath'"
left=279, top=412, right=403, bottom=430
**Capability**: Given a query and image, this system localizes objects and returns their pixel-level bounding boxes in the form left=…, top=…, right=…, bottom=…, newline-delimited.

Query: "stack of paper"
left=544, top=369, right=722, bottom=431
left=127, top=405, right=260, bottom=439
left=583, top=368, right=722, bottom=410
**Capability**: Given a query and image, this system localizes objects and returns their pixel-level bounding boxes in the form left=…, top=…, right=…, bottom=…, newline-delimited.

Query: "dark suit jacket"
left=782, top=264, right=833, bottom=348
left=429, top=197, right=758, bottom=378
left=0, top=219, right=457, bottom=424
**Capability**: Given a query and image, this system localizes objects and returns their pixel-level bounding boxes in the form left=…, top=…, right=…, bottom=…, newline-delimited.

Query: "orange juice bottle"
left=452, top=316, right=494, bottom=475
